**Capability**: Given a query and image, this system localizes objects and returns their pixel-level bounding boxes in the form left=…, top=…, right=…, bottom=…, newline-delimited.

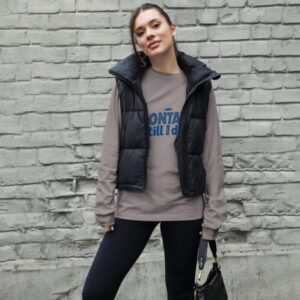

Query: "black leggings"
left=82, top=217, right=203, bottom=300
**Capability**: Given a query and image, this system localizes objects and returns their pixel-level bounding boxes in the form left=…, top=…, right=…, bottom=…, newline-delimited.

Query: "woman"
left=82, top=3, right=227, bottom=300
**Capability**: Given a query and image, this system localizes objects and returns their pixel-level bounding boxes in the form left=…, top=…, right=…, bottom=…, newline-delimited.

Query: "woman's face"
left=133, top=8, right=176, bottom=59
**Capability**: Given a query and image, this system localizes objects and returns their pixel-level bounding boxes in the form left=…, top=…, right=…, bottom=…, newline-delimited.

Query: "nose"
left=145, top=28, right=155, bottom=40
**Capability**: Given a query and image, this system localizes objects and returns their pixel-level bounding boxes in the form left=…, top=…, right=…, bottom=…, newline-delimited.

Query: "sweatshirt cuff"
left=201, top=228, right=218, bottom=240
left=95, top=214, right=115, bottom=227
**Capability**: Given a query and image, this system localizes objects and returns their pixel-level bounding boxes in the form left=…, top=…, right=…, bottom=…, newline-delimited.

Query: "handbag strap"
left=197, top=238, right=218, bottom=270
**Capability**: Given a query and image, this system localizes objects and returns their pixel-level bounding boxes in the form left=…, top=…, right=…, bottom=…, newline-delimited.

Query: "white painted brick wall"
left=0, top=0, right=300, bottom=299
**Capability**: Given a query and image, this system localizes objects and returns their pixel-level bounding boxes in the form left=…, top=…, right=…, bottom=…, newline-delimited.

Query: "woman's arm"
left=201, top=87, right=227, bottom=240
left=95, top=83, right=121, bottom=228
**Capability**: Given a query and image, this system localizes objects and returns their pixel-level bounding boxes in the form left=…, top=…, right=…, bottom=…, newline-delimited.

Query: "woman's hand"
left=102, top=225, right=114, bottom=232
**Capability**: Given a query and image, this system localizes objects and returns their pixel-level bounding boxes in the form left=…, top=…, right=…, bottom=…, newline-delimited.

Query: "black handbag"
left=192, top=238, right=228, bottom=300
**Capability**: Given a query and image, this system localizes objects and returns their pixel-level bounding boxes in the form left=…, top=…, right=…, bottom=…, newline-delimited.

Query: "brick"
left=240, top=8, right=260, bottom=23
left=50, top=114, right=69, bottom=130
left=0, top=64, right=17, bottom=81
left=0, top=246, right=17, bottom=262
left=89, top=78, right=114, bottom=94
left=32, top=63, right=80, bottom=79
left=90, top=46, right=111, bottom=61
left=198, top=43, right=219, bottom=57
left=1, top=46, right=66, bottom=63
left=225, top=172, right=243, bottom=185
left=68, top=80, right=89, bottom=95
left=240, top=74, right=282, bottom=89
left=272, top=40, right=300, bottom=56
left=16, top=65, right=31, bottom=81
left=1, top=15, right=48, bottom=29
left=48, top=13, right=110, bottom=29
left=242, top=105, right=282, bottom=120
left=110, top=12, right=130, bottom=28
left=176, top=27, right=207, bottom=41
left=294, top=25, right=300, bottom=38
left=111, top=45, right=134, bottom=60
left=259, top=7, right=283, bottom=23
left=247, top=231, right=272, bottom=245
left=283, top=74, right=300, bottom=88
left=272, top=25, right=293, bottom=39
left=78, top=29, right=122, bottom=45
left=241, top=41, right=271, bottom=56
left=197, top=9, right=218, bottom=24
left=79, top=128, right=103, bottom=144
left=27, top=0, right=59, bottom=13
left=0, top=149, right=17, bottom=168
left=206, top=0, right=226, bottom=7
left=177, top=44, right=198, bottom=57
left=39, top=148, right=78, bottom=164
left=273, top=121, right=300, bottom=135
left=20, top=113, right=50, bottom=131
left=220, top=42, right=240, bottom=56
left=251, top=90, right=274, bottom=104
left=67, top=47, right=89, bottom=62
left=219, top=8, right=239, bottom=24
left=92, top=111, right=107, bottom=127
left=80, top=95, right=110, bottom=111
left=60, top=0, right=75, bottom=12
left=274, top=89, right=300, bottom=103
left=70, top=112, right=92, bottom=128
left=225, top=187, right=253, bottom=201
left=248, top=122, right=272, bottom=136
left=217, top=75, right=239, bottom=89
left=81, top=63, right=114, bottom=78
left=77, top=0, right=119, bottom=11
left=175, top=10, right=197, bottom=25
left=7, top=0, right=27, bottom=13
left=28, top=80, right=68, bottom=95
left=220, top=122, right=249, bottom=137
left=220, top=121, right=271, bottom=137
left=282, top=7, right=300, bottom=23
left=0, top=116, right=21, bottom=134
left=215, top=90, right=250, bottom=105
left=227, top=0, right=246, bottom=7
left=248, top=0, right=287, bottom=5
left=272, top=229, right=300, bottom=245
left=209, top=25, right=250, bottom=41
left=163, top=0, right=205, bottom=8
left=283, top=104, right=300, bottom=119
left=222, top=137, right=297, bottom=154
left=253, top=58, right=286, bottom=73
left=14, top=96, right=35, bottom=114
left=27, top=30, right=76, bottom=46
left=210, top=59, right=251, bottom=73
left=0, top=100, right=15, bottom=116
left=251, top=24, right=272, bottom=39
left=0, top=30, right=28, bottom=46
left=286, top=58, right=300, bottom=72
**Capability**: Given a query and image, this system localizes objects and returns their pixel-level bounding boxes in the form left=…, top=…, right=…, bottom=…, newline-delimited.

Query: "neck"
left=149, top=48, right=182, bottom=74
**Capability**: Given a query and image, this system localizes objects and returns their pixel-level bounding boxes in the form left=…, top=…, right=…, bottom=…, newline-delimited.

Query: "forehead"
left=134, top=9, right=164, bottom=29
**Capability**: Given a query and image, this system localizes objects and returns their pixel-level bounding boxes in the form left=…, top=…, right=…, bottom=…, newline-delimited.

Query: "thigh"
left=83, top=218, right=158, bottom=299
left=160, top=218, right=203, bottom=299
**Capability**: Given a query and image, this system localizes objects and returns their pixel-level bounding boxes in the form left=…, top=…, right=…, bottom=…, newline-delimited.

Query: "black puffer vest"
left=108, top=51, right=221, bottom=198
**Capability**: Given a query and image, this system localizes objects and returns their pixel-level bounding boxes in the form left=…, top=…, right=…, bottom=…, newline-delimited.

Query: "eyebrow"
left=134, top=18, right=160, bottom=32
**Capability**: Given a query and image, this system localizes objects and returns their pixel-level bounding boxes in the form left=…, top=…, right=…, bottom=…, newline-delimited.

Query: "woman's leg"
left=160, top=218, right=203, bottom=300
left=82, top=217, right=158, bottom=300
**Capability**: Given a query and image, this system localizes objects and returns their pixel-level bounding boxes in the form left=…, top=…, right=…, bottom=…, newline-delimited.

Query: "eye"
left=136, top=32, right=143, bottom=37
left=153, top=23, right=160, bottom=28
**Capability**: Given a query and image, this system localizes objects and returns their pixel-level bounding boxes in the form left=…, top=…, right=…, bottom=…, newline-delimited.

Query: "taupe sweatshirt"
left=95, top=67, right=227, bottom=240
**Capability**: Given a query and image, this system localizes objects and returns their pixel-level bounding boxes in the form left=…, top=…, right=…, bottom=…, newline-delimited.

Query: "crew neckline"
left=148, top=66, right=185, bottom=78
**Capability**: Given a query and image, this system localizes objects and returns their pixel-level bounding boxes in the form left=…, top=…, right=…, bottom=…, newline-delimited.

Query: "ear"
left=170, top=23, right=176, bottom=38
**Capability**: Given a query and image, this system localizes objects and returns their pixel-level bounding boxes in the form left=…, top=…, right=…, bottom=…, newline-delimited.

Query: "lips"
left=148, top=41, right=160, bottom=49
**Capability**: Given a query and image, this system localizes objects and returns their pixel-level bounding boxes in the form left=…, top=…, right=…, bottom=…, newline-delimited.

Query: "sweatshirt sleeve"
left=201, top=87, right=227, bottom=240
left=95, top=83, right=121, bottom=227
